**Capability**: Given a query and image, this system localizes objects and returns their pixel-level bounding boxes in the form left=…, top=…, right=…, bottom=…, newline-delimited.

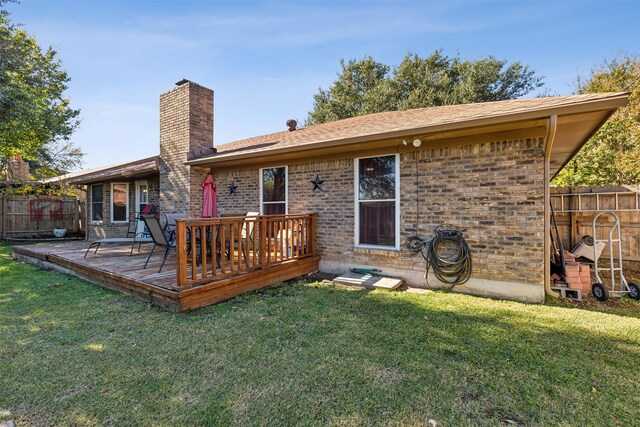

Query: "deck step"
left=333, top=272, right=403, bottom=290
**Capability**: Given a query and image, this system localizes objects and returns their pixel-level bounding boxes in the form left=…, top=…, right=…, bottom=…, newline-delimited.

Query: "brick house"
left=57, top=80, right=628, bottom=303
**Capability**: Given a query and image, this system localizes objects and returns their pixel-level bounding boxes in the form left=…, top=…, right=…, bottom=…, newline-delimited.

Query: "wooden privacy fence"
left=551, top=188, right=640, bottom=262
left=175, top=213, right=316, bottom=288
left=1, top=195, right=83, bottom=239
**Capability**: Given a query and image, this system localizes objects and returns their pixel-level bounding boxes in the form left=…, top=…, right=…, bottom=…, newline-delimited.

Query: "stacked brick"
left=10, top=153, right=30, bottom=180
left=562, top=252, right=592, bottom=295
left=159, top=81, right=214, bottom=217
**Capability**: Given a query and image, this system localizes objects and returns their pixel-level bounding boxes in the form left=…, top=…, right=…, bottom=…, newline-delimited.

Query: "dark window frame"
left=90, top=184, right=104, bottom=222
left=260, top=166, right=287, bottom=215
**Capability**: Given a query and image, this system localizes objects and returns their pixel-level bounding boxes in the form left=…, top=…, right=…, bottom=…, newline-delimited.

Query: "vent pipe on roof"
left=286, top=119, right=297, bottom=132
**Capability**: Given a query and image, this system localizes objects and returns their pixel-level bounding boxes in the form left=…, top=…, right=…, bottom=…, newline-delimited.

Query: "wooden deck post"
left=176, top=219, right=187, bottom=287
left=310, top=214, right=316, bottom=255
left=260, top=215, right=267, bottom=268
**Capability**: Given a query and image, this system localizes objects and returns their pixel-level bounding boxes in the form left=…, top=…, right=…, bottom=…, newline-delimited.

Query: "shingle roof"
left=49, top=92, right=628, bottom=183
left=194, top=92, right=627, bottom=163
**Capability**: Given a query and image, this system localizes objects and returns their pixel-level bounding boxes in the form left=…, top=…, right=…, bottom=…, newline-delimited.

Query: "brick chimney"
left=159, top=80, right=213, bottom=216
left=10, top=153, right=30, bottom=181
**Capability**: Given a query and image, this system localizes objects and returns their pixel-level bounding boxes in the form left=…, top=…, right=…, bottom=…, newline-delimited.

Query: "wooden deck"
left=12, top=238, right=320, bottom=312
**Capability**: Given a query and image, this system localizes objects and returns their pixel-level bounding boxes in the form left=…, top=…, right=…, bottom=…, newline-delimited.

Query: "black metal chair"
left=163, top=212, right=187, bottom=235
left=141, top=214, right=176, bottom=273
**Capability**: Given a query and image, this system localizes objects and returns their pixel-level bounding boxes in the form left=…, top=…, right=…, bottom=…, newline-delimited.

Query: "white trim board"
left=134, top=180, right=148, bottom=214
left=110, top=182, right=130, bottom=223
left=353, top=153, right=400, bottom=250
left=259, top=165, right=288, bottom=215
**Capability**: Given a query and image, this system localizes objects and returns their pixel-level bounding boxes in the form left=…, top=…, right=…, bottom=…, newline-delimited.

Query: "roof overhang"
left=44, top=156, right=160, bottom=185
left=187, top=93, right=628, bottom=177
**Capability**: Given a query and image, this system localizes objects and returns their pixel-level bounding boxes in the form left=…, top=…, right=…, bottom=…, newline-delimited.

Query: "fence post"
left=73, top=198, right=80, bottom=232
left=569, top=210, right=578, bottom=250
left=1, top=195, right=5, bottom=239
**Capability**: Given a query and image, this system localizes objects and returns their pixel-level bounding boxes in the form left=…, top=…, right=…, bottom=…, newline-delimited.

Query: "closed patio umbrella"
left=201, top=173, right=217, bottom=218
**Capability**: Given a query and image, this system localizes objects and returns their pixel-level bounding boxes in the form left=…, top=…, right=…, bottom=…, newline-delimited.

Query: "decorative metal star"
left=228, top=181, right=238, bottom=195
left=311, top=175, right=325, bottom=192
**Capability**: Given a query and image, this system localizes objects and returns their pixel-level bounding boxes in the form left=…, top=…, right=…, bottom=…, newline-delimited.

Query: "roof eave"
left=550, top=108, right=618, bottom=180
left=56, top=156, right=160, bottom=185
left=68, top=166, right=159, bottom=185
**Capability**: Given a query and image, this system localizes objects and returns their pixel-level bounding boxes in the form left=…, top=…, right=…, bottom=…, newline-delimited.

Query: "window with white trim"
left=135, top=180, right=148, bottom=213
left=260, top=166, right=287, bottom=215
left=90, top=184, right=103, bottom=222
left=355, top=154, right=399, bottom=249
left=110, top=182, right=129, bottom=223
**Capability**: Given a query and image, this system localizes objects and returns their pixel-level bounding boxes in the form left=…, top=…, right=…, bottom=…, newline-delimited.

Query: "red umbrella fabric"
left=201, top=174, right=217, bottom=218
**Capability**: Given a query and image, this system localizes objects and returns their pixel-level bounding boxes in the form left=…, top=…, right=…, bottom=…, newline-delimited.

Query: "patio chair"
left=275, top=217, right=307, bottom=258
left=163, top=212, right=187, bottom=236
left=84, top=215, right=153, bottom=258
left=221, top=212, right=258, bottom=266
left=127, top=204, right=157, bottom=255
left=241, top=211, right=259, bottom=264
left=127, top=204, right=156, bottom=239
left=141, top=214, right=177, bottom=273
left=242, top=211, right=259, bottom=245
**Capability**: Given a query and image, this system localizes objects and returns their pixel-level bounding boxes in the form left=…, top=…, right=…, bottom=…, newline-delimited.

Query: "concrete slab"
left=406, top=287, right=433, bottom=295
left=333, top=272, right=403, bottom=290
left=321, top=260, right=546, bottom=303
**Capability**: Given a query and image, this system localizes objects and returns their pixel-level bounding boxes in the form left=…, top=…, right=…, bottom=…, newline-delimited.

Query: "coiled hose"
left=402, top=225, right=473, bottom=289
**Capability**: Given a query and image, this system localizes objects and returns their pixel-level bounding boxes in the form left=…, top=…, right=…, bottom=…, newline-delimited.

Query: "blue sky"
left=8, top=0, right=640, bottom=170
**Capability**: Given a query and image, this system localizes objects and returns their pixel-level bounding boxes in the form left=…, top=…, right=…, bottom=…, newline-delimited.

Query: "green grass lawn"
left=1, top=244, right=640, bottom=426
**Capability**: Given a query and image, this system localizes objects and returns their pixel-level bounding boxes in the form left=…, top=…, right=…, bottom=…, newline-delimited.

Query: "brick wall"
left=288, top=160, right=355, bottom=255
left=86, top=175, right=159, bottom=240
left=212, top=135, right=545, bottom=298
left=396, top=138, right=545, bottom=286
left=159, top=81, right=213, bottom=217
left=213, top=168, right=260, bottom=215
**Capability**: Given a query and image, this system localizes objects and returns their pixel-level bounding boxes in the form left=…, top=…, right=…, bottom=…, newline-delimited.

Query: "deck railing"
left=175, top=213, right=316, bottom=288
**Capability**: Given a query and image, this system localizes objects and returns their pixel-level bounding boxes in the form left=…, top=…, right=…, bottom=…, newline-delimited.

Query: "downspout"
left=544, top=115, right=560, bottom=298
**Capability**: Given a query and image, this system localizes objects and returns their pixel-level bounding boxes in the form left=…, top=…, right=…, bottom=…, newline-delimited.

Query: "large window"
left=260, top=166, right=287, bottom=215
left=110, top=183, right=129, bottom=223
left=90, top=184, right=103, bottom=222
left=355, top=154, right=399, bottom=249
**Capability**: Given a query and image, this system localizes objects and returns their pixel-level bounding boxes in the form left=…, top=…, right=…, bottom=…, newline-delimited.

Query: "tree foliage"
left=553, top=52, right=640, bottom=186
left=28, top=140, right=84, bottom=179
left=306, top=50, right=543, bottom=125
left=0, top=1, right=82, bottom=179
